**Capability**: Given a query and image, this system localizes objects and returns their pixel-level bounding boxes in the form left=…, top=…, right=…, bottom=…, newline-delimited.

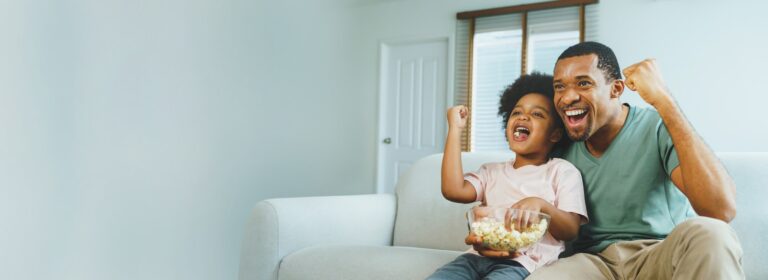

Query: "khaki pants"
left=528, top=217, right=744, bottom=280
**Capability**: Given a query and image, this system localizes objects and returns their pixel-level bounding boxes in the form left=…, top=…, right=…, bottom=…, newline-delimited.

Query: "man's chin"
left=567, top=130, right=589, bottom=142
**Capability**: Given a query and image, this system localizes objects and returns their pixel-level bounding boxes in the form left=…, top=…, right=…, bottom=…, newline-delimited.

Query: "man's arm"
left=623, top=59, right=736, bottom=222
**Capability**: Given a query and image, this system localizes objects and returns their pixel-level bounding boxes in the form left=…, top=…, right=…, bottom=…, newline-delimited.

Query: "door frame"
left=375, top=35, right=454, bottom=194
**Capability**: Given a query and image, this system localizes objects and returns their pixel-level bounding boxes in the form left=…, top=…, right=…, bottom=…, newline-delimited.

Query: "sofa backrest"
left=392, top=152, right=768, bottom=279
left=719, top=153, right=768, bottom=279
left=392, top=152, right=513, bottom=251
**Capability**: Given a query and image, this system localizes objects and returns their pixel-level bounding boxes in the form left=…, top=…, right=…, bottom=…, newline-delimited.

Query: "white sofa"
left=239, top=152, right=768, bottom=280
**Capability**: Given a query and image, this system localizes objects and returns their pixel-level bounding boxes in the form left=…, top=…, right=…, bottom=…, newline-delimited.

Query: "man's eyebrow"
left=553, top=76, right=593, bottom=83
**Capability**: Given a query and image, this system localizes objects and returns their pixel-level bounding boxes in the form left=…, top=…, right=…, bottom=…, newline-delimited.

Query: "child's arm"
left=441, top=105, right=477, bottom=203
left=511, top=197, right=580, bottom=241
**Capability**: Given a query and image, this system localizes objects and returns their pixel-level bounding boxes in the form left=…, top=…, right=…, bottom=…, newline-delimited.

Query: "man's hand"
left=510, top=197, right=550, bottom=231
left=623, top=59, right=674, bottom=108
left=447, top=105, right=469, bottom=130
left=464, top=232, right=521, bottom=259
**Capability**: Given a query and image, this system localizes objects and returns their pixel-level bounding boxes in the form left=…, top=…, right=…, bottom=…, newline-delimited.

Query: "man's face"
left=553, top=54, right=619, bottom=141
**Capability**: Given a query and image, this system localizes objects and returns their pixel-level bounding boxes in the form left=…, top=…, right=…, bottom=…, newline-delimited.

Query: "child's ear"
left=549, top=128, right=563, bottom=143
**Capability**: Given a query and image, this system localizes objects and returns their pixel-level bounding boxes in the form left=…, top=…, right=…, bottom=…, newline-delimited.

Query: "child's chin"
left=509, top=144, right=527, bottom=154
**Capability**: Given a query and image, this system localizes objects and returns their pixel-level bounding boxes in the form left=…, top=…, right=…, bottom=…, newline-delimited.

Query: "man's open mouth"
left=512, top=126, right=530, bottom=142
left=564, top=108, right=588, bottom=127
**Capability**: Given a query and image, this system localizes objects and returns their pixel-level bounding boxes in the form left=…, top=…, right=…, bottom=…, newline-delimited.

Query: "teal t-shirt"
left=564, top=104, right=696, bottom=254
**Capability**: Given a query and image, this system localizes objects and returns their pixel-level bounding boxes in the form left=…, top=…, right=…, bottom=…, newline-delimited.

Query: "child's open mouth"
left=512, top=126, right=530, bottom=142
left=565, top=108, right=588, bottom=128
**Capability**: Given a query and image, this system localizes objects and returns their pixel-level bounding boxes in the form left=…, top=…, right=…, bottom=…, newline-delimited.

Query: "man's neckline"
left=582, top=103, right=634, bottom=160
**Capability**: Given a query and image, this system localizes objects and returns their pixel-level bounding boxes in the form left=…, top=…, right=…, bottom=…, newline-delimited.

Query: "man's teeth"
left=565, top=109, right=586, bottom=116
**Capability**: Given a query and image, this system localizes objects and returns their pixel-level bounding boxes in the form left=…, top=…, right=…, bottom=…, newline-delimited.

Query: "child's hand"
left=447, top=105, right=469, bottom=130
left=465, top=232, right=521, bottom=259
left=510, top=197, right=549, bottom=231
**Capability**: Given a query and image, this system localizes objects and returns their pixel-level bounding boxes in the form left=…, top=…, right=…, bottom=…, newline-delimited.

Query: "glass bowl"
left=466, top=206, right=550, bottom=252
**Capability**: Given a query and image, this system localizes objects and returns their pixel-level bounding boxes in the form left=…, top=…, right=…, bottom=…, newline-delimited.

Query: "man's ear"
left=610, top=80, right=625, bottom=99
left=549, top=128, right=563, bottom=143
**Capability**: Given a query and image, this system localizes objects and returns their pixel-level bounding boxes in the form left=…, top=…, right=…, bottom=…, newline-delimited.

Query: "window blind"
left=472, top=14, right=523, bottom=152
left=526, top=7, right=580, bottom=74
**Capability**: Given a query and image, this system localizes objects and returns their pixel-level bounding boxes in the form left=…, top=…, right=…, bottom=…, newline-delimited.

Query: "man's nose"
left=559, top=89, right=580, bottom=105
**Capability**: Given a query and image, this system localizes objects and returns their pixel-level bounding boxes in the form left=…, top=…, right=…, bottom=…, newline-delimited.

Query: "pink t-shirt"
left=464, top=158, right=588, bottom=273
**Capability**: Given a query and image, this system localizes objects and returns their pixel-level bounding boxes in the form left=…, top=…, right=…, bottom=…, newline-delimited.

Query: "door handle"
left=382, top=137, right=392, bottom=144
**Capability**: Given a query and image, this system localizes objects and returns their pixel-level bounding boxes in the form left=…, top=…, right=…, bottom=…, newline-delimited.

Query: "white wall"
left=0, top=0, right=371, bottom=279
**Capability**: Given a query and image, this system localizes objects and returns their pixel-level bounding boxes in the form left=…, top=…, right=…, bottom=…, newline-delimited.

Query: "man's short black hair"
left=498, top=72, right=571, bottom=157
left=557, top=41, right=622, bottom=82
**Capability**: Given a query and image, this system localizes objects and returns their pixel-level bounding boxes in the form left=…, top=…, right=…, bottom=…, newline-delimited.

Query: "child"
left=427, top=73, right=588, bottom=280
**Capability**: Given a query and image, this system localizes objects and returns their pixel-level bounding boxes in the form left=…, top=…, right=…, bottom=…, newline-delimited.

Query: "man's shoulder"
left=629, top=105, right=663, bottom=127
left=632, top=104, right=669, bottom=140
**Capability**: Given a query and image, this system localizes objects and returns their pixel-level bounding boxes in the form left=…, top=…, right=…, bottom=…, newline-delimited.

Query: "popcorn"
left=470, top=217, right=548, bottom=251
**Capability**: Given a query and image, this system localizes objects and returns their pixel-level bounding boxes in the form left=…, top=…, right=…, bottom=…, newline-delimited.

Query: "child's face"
left=505, top=93, right=562, bottom=156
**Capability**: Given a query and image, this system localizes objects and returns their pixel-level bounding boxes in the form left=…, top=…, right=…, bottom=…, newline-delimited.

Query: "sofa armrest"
left=238, top=194, right=397, bottom=280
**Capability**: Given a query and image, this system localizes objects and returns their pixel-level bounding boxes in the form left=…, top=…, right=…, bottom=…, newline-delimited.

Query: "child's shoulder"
left=478, top=160, right=512, bottom=170
left=546, top=158, right=580, bottom=173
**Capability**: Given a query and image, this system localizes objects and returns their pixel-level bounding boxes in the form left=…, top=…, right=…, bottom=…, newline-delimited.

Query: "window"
left=472, top=15, right=523, bottom=151
left=454, top=1, right=598, bottom=151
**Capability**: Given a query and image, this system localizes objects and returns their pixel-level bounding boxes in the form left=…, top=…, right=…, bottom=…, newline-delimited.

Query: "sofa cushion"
left=278, top=245, right=462, bottom=280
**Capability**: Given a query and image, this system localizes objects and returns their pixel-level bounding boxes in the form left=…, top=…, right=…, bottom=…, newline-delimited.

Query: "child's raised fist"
left=447, top=105, right=469, bottom=130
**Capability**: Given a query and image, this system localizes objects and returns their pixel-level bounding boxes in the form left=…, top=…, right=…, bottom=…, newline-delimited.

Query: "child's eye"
left=511, top=111, right=521, bottom=116
left=533, top=112, right=545, bottom=118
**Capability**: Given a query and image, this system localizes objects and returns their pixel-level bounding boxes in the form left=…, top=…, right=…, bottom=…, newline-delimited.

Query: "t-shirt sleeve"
left=554, top=161, right=589, bottom=224
left=464, top=163, right=492, bottom=203
left=657, top=120, right=680, bottom=177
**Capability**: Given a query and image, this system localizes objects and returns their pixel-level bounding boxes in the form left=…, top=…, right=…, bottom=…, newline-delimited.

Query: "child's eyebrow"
left=533, top=105, right=550, bottom=113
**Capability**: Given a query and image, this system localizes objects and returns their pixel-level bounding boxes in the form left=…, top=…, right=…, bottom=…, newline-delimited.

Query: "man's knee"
left=673, top=217, right=742, bottom=253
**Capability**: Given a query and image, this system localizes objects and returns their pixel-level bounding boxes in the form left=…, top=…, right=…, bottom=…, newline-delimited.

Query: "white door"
left=377, top=38, right=448, bottom=194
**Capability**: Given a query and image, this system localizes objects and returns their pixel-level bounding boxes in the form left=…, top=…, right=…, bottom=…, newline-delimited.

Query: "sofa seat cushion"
left=278, top=245, right=463, bottom=280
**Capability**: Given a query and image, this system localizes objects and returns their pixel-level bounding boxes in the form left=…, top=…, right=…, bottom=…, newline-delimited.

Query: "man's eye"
left=554, top=84, right=565, bottom=90
left=578, top=81, right=592, bottom=87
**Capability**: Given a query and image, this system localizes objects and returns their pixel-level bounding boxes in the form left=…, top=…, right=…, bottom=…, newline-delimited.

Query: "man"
left=528, top=42, right=743, bottom=279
